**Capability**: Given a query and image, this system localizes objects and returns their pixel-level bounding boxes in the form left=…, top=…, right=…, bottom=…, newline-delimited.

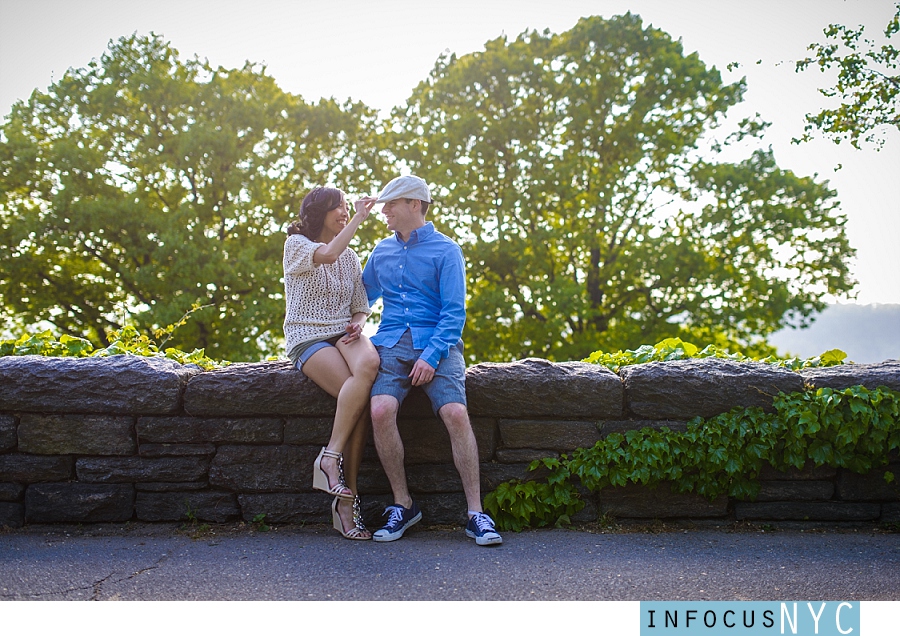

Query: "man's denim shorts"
left=372, top=330, right=467, bottom=414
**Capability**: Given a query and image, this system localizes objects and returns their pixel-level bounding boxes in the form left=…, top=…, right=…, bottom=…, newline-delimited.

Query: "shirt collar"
left=395, top=221, right=434, bottom=246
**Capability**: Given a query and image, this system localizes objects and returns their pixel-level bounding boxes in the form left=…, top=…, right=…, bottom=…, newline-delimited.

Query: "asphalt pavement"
left=1, top=521, right=898, bottom=601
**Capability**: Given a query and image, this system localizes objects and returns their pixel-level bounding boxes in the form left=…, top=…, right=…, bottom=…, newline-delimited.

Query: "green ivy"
left=0, top=305, right=228, bottom=370
left=485, top=385, right=900, bottom=532
left=583, top=337, right=847, bottom=372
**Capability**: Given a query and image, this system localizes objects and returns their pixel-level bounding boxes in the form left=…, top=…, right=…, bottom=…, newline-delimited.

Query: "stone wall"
left=1, top=355, right=899, bottom=529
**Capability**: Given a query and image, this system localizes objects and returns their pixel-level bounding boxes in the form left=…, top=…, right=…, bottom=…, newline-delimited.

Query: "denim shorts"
left=292, top=334, right=342, bottom=376
left=372, top=330, right=467, bottom=414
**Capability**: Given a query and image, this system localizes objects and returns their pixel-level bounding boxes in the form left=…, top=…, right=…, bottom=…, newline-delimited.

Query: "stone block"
left=734, top=501, right=881, bottom=521
left=494, top=448, right=560, bottom=463
left=283, top=418, right=335, bottom=445
left=136, top=491, right=241, bottom=523
left=881, top=502, right=900, bottom=523
left=758, top=462, right=837, bottom=481
left=209, top=445, right=317, bottom=492
left=0, top=415, right=15, bottom=451
left=601, top=420, right=688, bottom=436
left=467, top=358, right=624, bottom=419
left=0, top=483, right=25, bottom=501
left=356, top=461, right=391, bottom=495
left=76, top=457, right=209, bottom=483
left=183, top=361, right=335, bottom=416
left=25, top=483, right=135, bottom=523
left=243, top=490, right=473, bottom=527
left=480, top=462, right=536, bottom=491
left=0, top=502, right=24, bottom=528
left=397, top=388, right=437, bottom=419
left=622, top=358, right=803, bottom=419
left=139, top=444, right=217, bottom=457
left=571, top=496, right=600, bottom=524
left=238, top=493, right=335, bottom=523
left=755, top=481, right=834, bottom=502
left=18, top=414, right=135, bottom=455
left=598, top=483, right=729, bottom=519
left=135, top=481, right=209, bottom=492
left=396, top=417, right=496, bottom=464
left=0, top=455, right=73, bottom=482
left=0, top=355, right=197, bottom=414
left=498, top=419, right=602, bottom=451
left=404, top=463, right=464, bottom=493
left=137, top=416, right=283, bottom=444
left=836, top=466, right=900, bottom=501
left=416, top=492, right=470, bottom=525
left=801, top=362, right=900, bottom=392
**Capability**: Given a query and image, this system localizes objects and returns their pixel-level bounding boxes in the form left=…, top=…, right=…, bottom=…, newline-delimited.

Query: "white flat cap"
left=375, top=175, right=433, bottom=203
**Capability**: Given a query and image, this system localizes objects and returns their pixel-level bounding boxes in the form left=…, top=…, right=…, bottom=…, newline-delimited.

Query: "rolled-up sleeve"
left=421, top=244, right=466, bottom=367
left=283, top=235, right=323, bottom=276
left=362, top=250, right=382, bottom=306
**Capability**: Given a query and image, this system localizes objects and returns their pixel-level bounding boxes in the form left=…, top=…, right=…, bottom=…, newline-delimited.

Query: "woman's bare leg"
left=302, top=336, right=379, bottom=532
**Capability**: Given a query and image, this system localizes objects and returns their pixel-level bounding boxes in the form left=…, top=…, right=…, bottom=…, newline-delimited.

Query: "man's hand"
left=409, top=358, right=435, bottom=386
left=341, top=322, right=363, bottom=344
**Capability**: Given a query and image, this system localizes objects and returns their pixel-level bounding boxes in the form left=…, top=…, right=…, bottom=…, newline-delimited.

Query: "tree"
left=392, top=14, right=855, bottom=362
left=0, top=34, right=389, bottom=360
left=796, top=2, right=900, bottom=149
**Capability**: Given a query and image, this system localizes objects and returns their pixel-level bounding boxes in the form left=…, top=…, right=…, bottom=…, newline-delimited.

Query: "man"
left=362, top=174, right=502, bottom=546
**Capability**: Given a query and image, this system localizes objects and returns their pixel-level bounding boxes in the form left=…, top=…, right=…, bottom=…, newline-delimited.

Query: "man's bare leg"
left=370, top=394, right=413, bottom=509
left=438, top=402, right=482, bottom=514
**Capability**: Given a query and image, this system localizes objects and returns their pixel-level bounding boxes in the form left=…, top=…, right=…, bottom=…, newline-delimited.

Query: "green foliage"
left=583, top=337, right=847, bottom=372
left=392, top=13, right=855, bottom=363
left=486, top=458, right=584, bottom=532
left=485, top=384, right=899, bottom=531
left=0, top=305, right=228, bottom=370
left=796, top=3, right=900, bottom=149
left=252, top=513, right=271, bottom=532
left=0, top=34, right=389, bottom=361
left=0, top=331, right=94, bottom=358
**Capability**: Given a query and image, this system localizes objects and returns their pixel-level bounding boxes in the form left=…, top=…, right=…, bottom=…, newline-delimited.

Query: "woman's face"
left=322, top=196, right=350, bottom=239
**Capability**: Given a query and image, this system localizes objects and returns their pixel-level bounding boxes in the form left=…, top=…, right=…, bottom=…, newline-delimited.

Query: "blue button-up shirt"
left=362, top=222, right=466, bottom=368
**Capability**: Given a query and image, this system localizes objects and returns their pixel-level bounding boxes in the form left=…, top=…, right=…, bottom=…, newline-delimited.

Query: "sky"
left=1, top=0, right=898, bottom=306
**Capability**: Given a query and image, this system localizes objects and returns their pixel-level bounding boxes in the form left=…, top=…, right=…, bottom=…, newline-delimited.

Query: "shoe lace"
left=471, top=512, right=495, bottom=533
left=383, top=505, right=405, bottom=528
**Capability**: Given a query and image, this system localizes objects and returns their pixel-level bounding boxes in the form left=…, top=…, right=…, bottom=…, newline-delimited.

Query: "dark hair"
left=287, top=187, right=345, bottom=240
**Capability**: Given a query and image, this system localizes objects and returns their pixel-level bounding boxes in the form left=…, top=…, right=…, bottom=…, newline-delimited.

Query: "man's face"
left=381, top=198, right=421, bottom=235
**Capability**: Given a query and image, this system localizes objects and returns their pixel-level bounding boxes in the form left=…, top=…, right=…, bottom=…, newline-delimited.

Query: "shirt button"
left=399, top=265, right=403, bottom=269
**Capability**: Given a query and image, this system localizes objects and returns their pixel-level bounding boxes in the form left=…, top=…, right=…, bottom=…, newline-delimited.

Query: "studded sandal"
left=312, top=447, right=353, bottom=499
left=332, top=496, right=371, bottom=540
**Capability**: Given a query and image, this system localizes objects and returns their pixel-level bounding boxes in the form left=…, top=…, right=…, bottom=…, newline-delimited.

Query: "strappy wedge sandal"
left=312, top=447, right=353, bottom=499
left=332, top=496, right=371, bottom=540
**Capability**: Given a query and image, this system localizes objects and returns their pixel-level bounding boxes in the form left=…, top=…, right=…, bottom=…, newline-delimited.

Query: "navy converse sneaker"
left=372, top=502, right=422, bottom=542
left=465, top=512, right=503, bottom=546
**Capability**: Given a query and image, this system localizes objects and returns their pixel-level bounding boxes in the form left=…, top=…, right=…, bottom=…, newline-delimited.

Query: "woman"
left=283, top=186, right=379, bottom=540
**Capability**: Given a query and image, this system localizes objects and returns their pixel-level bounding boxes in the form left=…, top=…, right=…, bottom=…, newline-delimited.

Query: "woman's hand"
left=353, top=196, right=377, bottom=222
left=341, top=321, right=363, bottom=344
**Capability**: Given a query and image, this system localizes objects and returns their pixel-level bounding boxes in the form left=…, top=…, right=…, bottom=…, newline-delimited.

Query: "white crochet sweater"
left=282, top=234, right=371, bottom=354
